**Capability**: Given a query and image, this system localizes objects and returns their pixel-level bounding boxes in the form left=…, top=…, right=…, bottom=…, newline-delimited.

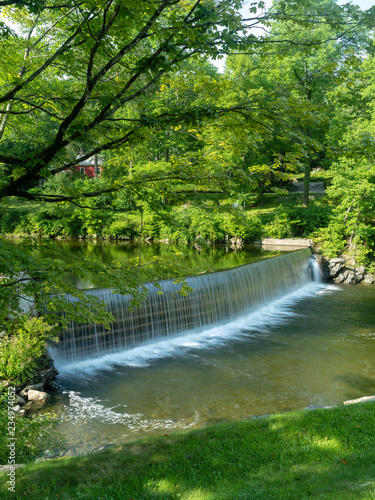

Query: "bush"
left=288, top=205, right=332, bottom=237
left=0, top=209, right=28, bottom=233
left=264, top=206, right=332, bottom=239
left=107, top=218, right=137, bottom=239
left=0, top=316, right=57, bottom=383
left=263, top=208, right=293, bottom=238
left=223, top=213, right=262, bottom=242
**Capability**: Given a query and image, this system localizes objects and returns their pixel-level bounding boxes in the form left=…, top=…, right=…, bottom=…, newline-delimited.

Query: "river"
left=40, top=243, right=375, bottom=456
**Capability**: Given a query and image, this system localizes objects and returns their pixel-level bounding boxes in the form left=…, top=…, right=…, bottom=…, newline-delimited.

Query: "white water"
left=53, top=249, right=314, bottom=363
left=55, top=280, right=326, bottom=376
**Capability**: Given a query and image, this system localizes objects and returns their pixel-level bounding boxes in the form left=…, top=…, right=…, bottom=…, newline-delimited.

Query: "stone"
left=27, top=390, right=50, bottom=402
left=356, top=265, right=366, bottom=275
left=0, top=464, right=26, bottom=473
left=343, top=271, right=358, bottom=285
left=15, top=395, right=27, bottom=406
left=344, top=395, right=375, bottom=405
left=364, top=274, right=375, bottom=284
left=334, top=271, right=348, bottom=284
left=21, top=383, right=44, bottom=396
left=92, top=443, right=116, bottom=453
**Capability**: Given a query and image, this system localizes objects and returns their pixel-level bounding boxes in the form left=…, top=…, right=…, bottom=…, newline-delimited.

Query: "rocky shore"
left=0, top=353, right=59, bottom=417
left=319, top=256, right=375, bottom=284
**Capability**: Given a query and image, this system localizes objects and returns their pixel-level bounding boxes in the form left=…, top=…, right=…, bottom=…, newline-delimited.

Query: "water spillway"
left=54, top=248, right=314, bottom=362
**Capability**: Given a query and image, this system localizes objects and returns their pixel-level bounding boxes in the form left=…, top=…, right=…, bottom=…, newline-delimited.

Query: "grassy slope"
left=1, top=403, right=375, bottom=499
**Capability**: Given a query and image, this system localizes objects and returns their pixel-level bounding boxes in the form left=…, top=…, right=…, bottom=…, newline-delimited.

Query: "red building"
left=73, top=155, right=103, bottom=178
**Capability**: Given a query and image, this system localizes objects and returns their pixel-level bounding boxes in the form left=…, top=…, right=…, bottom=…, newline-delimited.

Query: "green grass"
left=0, top=196, right=42, bottom=212
left=1, top=403, right=375, bottom=499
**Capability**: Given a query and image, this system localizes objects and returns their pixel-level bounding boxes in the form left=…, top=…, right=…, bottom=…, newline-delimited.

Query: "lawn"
left=1, top=403, right=375, bottom=499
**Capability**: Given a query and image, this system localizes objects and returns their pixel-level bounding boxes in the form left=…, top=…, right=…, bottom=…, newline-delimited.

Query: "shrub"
left=263, top=208, right=293, bottom=238
left=223, top=213, right=262, bottom=242
left=0, top=209, right=28, bottom=233
left=107, top=218, right=137, bottom=239
left=288, top=205, right=332, bottom=237
left=0, top=316, right=57, bottom=383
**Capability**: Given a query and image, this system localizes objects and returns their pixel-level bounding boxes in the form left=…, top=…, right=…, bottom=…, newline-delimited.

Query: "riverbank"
left=1, top=401, right=374, bottom=499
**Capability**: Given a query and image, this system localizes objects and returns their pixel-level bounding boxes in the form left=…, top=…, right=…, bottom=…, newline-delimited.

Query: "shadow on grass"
left=1, top=404, right=375, bottom=499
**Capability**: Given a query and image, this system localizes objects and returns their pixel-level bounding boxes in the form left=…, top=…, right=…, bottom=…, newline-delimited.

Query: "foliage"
left=0, top=315, right=57, bottom=382
left=263, top=208, right=294, bottom=239
left=263, top=205, right=332, bottom=239
left=0, top=0, right=373, bottom=391
left=1, top=403, right=375, bottom=498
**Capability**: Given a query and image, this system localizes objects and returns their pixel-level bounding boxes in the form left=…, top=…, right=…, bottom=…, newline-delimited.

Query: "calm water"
left=46, top=281, right=375, bottom=456
left=52, top=240, right=283, bottom=288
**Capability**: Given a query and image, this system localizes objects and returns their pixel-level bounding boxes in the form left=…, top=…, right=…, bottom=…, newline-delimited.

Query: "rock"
left=343, top=270, right=358, bottom=285
left=356, top=265, right=366, bottom=275
left=334, top=270, right=348, bottom=284
left=364, top=274, right=375, bottom=284
left=303, top=404, right=337, bottom=411
left=92, top=443, right=116, bottom=453
left=0, top=464, right=26, bottom=473
left=20, top=383, right=44, bottom=397
left=27, top=390, right=50, bottom=402
left=44, top=380, right=61, bottom=392
left=344, top=395, right=375, bottom=405
left=15, top=395, right=27, bottom=406
left=323, top=257, right=346, bottom=280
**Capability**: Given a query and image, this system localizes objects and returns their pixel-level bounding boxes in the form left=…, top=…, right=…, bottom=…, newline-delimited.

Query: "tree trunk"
left=94, top=155, right=99, bottom=178
left=303, top=160, right=311, bottom=208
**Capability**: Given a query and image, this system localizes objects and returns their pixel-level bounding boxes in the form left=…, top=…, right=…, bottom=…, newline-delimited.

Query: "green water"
left=48, top=240, right=284, bottom=289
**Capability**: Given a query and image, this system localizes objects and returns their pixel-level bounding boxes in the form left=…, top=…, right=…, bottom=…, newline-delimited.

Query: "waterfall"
left=53, top=248, right=313, bottom=362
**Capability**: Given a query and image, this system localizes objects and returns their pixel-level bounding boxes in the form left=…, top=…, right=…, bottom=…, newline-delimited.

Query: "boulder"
left=322, top=257, right=346, bottom=280
left=20, top=383, right=44, bottom=397
left=27, top=390, right=50, bottom=402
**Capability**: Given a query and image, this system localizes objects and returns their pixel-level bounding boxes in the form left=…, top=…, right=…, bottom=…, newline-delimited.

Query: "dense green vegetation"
left=0, top=0, right=375, bottom=493
left=1, top=402, right=375, bottom=499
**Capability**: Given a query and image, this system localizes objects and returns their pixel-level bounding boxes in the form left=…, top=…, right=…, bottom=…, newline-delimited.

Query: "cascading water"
left=53, top=248, right=315, bottom=362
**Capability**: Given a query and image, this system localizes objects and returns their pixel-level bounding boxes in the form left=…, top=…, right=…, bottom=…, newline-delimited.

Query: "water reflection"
left=51, top=240, right=283, bottom=289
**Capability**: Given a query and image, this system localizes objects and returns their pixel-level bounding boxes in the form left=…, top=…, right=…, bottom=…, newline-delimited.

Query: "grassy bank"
left=1, top=403, right=375, bottom=499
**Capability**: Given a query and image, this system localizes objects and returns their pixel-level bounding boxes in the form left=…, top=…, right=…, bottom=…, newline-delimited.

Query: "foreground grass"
left=1, top=403, right=375, bottom=499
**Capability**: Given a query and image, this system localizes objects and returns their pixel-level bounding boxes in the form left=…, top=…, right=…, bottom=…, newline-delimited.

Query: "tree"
left=318, top=53, right=375, bottom=264
left=223, top=0, right=373, bottom=208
